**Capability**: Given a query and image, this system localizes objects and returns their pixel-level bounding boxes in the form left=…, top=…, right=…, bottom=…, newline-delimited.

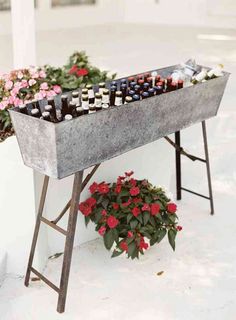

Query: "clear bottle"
left=86, top=84, right=95, bottom=104
left=115, top=91, right=123, bottom=106
left=81, top=94, right=89, bottom=114
left=192, top=69, right=207, bottom=84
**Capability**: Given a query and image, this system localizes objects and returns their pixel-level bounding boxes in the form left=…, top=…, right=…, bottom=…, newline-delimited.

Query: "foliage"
left=79, top=171, right=182, bottom=259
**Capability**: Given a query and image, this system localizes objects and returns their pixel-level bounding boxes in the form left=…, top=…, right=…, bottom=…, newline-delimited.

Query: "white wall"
left=123, top=0, right=236, bottom=29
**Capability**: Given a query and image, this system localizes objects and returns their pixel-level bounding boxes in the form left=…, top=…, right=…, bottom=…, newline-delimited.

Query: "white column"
left=10, top=0, right=36, bottom=68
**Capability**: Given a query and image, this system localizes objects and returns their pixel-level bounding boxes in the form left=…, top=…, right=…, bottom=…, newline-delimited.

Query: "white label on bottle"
left=88, top=89, right=95, bottom=99
left=115, top=97, right=122, bottom=106
left=195, top=70, right=207, bottom=82
left=102, top=94, right=109, bottom=104
left=72, top=97, right=80, bottom=105
left=89, top=110, right=96, bottom=114
left=95, top=98, right=102, bottom=106
left=82, top=101, right=89, bottom=110
left=99, top=88, right=104, bottom=95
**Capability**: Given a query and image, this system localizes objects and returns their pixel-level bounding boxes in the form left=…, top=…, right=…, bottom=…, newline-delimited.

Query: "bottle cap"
left=19, top=104, right=26, bottom=109
left=86, top=84, right=92, bottom=89
left=82, top=88, right=88, bottom=94
left=138, top=79, right=144, bottom=85
left=128, top=76, right=135, bottom=82
left=115, top=91, right=122, bottom=97
left=42, top=111, right=50, bottom=118
left=61, top=94, right=68, bottom=100
left=82, top=95, right=89, bottom=102
left=142, top=92, right=149, bottom=98
left=72, top=91, right=79, bottom=97
left=143, top=82, right=150, bottom=88
left=120, top=79, right=127, bottom=85
left=65, top=114, right=73, bottom=121
left=130, top=81, right=137, bottom=87
left=31, top=108, right=39, bottom=116
left=134, top=85, right=140, bottom=91
left=133, top=94, right=140, bottom=101
left=95, top=93, right=102, bottom=99
left=111, top=81, right=117, bottom=87
left=121, top=83, right=127, bottom=89
left=110, top=85, right=117, bottom=91
left=102, top=103, right=109, bottom=109
left=148, top=88, right=155, bottom=94
left=136, top=74, right=143, bottom=80
left=45, top=105, right=52, bottom=112
left=156, top=81, right=163, bottom=87
left=144, top=72, right=150, bottom=78
left=125, top=96, right=133, bottom=103
left=99, top=82, right=105, bottom=87
left=103, top=89, right=109, bottom=95
left=128, top=90, right=135, bottom=96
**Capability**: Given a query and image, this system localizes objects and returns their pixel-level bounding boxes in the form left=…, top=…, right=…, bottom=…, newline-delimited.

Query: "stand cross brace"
left=24, top=120, right=214, bottom=314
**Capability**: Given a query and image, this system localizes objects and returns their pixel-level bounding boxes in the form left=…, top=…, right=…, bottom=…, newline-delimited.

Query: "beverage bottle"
left=89, top=104, right=96, bottom=114
left=120, top=84, right=127, bottom=104
left=44, top=104, right=57, bottom=122
left=64, top=114, right=73, bottom=121
left=120, top=79, right=127, bottom=87
left=148, top=88, right=155, bottom=97
left=111, top=81, right=117, bottom=90
left=86, top=84, right=95, bottom=104
left=128, top=90, right=135, bottom=97
left=98, top=82, right=106, bottom=95
left=128, top=76, right=135, bottom=87
left=61, top=94, right=69, bottom=117
left=71, top=91, right=80, bottom=105
left=115, top=91, right=123, bottom=106
left=144, top=73, right=150, bottom=82
left=81, top=94, right=89, bottom=114
left=191, top=69, right=207, bottom=84
left=142, top=92, right=149, bottom=99
left=69, top=101, right=77, bottom=117
left=134, top=85, right=141, bottom=95
left=110, top=88, right=116, bottom=106
left=47, top=97, right=57, bottom=120
left=133, top=94, right=140, bottom=101
left=206, top=64, right=224, bottom=79
left=32, top=100, right=42, bottom=117
left=177, top=80, right=184, bottom=89
left=76, top=104, right=84, bottom=116
left=82, top=88, right=88, bottom=95
left=143, top=83, right=150, bottom=92
left=130, top=81, right=137, bottom=90
left=95, top=93, right=102, bottom=111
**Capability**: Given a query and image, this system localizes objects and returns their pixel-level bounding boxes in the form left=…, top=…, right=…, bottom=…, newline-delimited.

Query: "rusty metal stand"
left=165, top=120, right=214, bottom=215
left=24, top=164, right=100, bottom=313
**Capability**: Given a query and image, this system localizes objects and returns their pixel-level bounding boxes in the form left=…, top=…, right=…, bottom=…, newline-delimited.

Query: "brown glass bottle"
left=19, top=104, right=28, bottom=115
left=47, top=97, right=57, bottom=120
left=42, top=111, right=51, bottom=121
left=61, top=94, right=69, bottom=117
left=32, top=100, right=42, bottom=117
left=95, top=93, right=102, bottom=111
left=86, top=84, right=95, bottom=104
left=110, top=88, right=116, bottom=107
left=31, top=108, right=40, bottom=118
left=69, top=101, right=77, bottom=117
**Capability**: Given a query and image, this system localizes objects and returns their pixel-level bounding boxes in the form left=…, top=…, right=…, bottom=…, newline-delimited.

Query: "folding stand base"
left=24, top=120, right=214, bottom=313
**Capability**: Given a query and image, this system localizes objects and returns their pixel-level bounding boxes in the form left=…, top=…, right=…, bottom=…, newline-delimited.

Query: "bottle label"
left=82, top=101, right=89, bottom=110
left=99, top=88, right=104, bottom=95
left=102, top=95, right=109, bottom=104
left=72, top=97, right=80, bottom=105
left=88, top=89, right=95, bottom=99
left=115, top=97, right=122, bottom=106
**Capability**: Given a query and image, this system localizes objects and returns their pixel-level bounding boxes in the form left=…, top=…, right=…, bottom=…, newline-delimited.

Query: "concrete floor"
left=0, top=23, right=236, bottom=319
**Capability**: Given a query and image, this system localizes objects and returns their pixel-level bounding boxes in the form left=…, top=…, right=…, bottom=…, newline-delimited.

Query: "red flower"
left=112, top=203, right=119, bottom=210
left=120, top=241, right=128, bottom=252
left=86, top=197, right=96, bottom=208
left=130, top=186, right=140, bottom=196
left=78, top=202, right=92, bottom=216
left=128, top=231, right=133, bottom=238
left=151, top=203, right=160, bottom=216
left=139, top=237, right=149, bottom=250
left=167, top=203, right=177, bottom=214
left=122, top=199, right=132, bottom=207
left=107, top=216, right=119, bottom=229
left=133, top=197, right=142, bottom=204
left=98, top=226, right=106, bottom=236
left=69, top=65, right=78, bottom=75
left=132, top=207, right=141, bottom=217
left=101, top=209, right=107, bottom=216
left=89, top=182, right=98, bottom=194
left=98, top=183, right=110, bottom=194
left=77, top=68, right=89, bottom=77
left=176, top=225, right=183, bottom=231
left=115, top=184, right=122, bottom=194
left=130, top=178, right=137, bottom=187
left=142, top=203, right=150, bottom=211
left=125, top=171, right=134, bottom=177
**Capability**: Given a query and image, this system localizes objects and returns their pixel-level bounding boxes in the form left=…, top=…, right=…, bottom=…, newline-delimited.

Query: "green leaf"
left=103, top=229, right=115, bottom=250
left=130, top=219, right=138, bottom=230
left=168, top=229, right=177, bottom=251
left=127, top=213, right=133, bottom=224
left=112, top=229, right=119, bottom=243
left=128, top=241, right=136, bottom=257
left=157, top=229, right=167, bottom=243
left=136, top=214, right=143, bottom=224
left=111, top=249, right=123, bottom=258
left=84, top=216, right=90, bottom=227
left=143, top=212, right=150, bottom=225
left=120, top=189, right=129, bottom=197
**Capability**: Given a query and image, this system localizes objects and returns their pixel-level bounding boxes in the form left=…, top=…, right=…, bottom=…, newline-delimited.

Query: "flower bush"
left=0, top=51, right=116, bottom=142
left=79, top=171, right=182, bottom=259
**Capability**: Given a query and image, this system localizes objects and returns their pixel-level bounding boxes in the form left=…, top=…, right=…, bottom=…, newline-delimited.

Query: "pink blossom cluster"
left=0, top=67, right=61, bottom=111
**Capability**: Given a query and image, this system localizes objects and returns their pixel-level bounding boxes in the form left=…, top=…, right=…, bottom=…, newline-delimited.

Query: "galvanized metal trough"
left=9, top=65, right=230, bottom=179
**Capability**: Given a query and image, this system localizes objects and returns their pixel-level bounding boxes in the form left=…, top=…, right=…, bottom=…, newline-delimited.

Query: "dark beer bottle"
left=144, top=73, right=150, bottom=82
left=128, top=76, right=135, bottom=87
left=69, top=101, right=77, bottom=117
left=143, top=83, right=150, bottom=92
left=102, top=88, right=110, bottom=106
left=64, top=114, right=73, bottom=121
left=133, top=94, right=140, bottom=101
left=120, top=84, right=127, bottom=104
left=42, top=111, right=51, bottom=121
left=19, top=104, right=28, bottom=115
left=95, top=93, right=102, bottom=111
left=142, top=92, right=149, bottom=99
left=120, top=79, right=127, bottom=87
left=134, top=85, right=141, bottom=95
left=128, top=90, right=135, bottom=97
left=148, top=88, right=155, bottom=97
left=138, top=79, right=144, bottom=90
left=178, top=80, right=184, bottom=89
left=111, top=81, right=117, bottom=90
left=89, top=104, right=96, bottom=114
left=32, top=100, right=42, bottom=117
left=61, top=94, right=69, bottom=117
left=47, top=97, right=57, bottom=120
left=130, top=81, right=137, bottom=90
left=156, top=85, right=163, bottom=95
left=76, top=104, right=84, bottom=116
left=110, top=87, right=116, bottom=106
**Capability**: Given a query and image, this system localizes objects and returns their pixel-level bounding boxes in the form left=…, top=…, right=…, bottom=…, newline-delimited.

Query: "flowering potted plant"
left=79, top=172, right=182, bottom=259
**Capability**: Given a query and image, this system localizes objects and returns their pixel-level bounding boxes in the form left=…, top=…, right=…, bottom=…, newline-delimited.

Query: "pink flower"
left=39, top=70, right=46, bottom=78
left=98, top=226, right=106, bottom=236
left=40, top=82, right=48, bottom=90
left=53, top=85, right=61, bottom=94
left=14, top=98, right=22, bottom=107
left=8, top=96, right=15, bottom=104
left=128, top=231, right=133, bottom=238
left=46, top=90, right=56, bottom=98
left=17, top=71, right=23, bottom=79
left=31, top=72, right=39, bottom=79
left=0, top=103, right=5, bottom=110
left=132, top=207, right=141, bottom=217
left=40, top=90, right=47, bottom=98
left=130, top=187, right=140, bottom=196
left=21, top=80, right=28, bottom=88
left=29, top=79, right=36, bottom=86
left=10, top=87, right=19, bottom=96
left=34, top=92, right=43, bottom=100
left=142, top=204, right=150, bottom=212
left=107, top=216, right=119, bottom=229
left=101, top=209, right=107, bottom=216
left=5, top=80, right=13, bottom=90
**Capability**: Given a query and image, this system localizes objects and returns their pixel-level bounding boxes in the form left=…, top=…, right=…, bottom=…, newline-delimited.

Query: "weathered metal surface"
left=9, top=65, right=230, bottom=179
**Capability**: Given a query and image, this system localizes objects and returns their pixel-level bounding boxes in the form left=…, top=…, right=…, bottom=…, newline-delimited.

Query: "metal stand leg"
left=175, top=131, right=182, bottom=200
left=57, top=170, right=84, bottom=313
left=202, top=121, right=214, bottom=215
left=25, top=175, right=49, bottom=287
